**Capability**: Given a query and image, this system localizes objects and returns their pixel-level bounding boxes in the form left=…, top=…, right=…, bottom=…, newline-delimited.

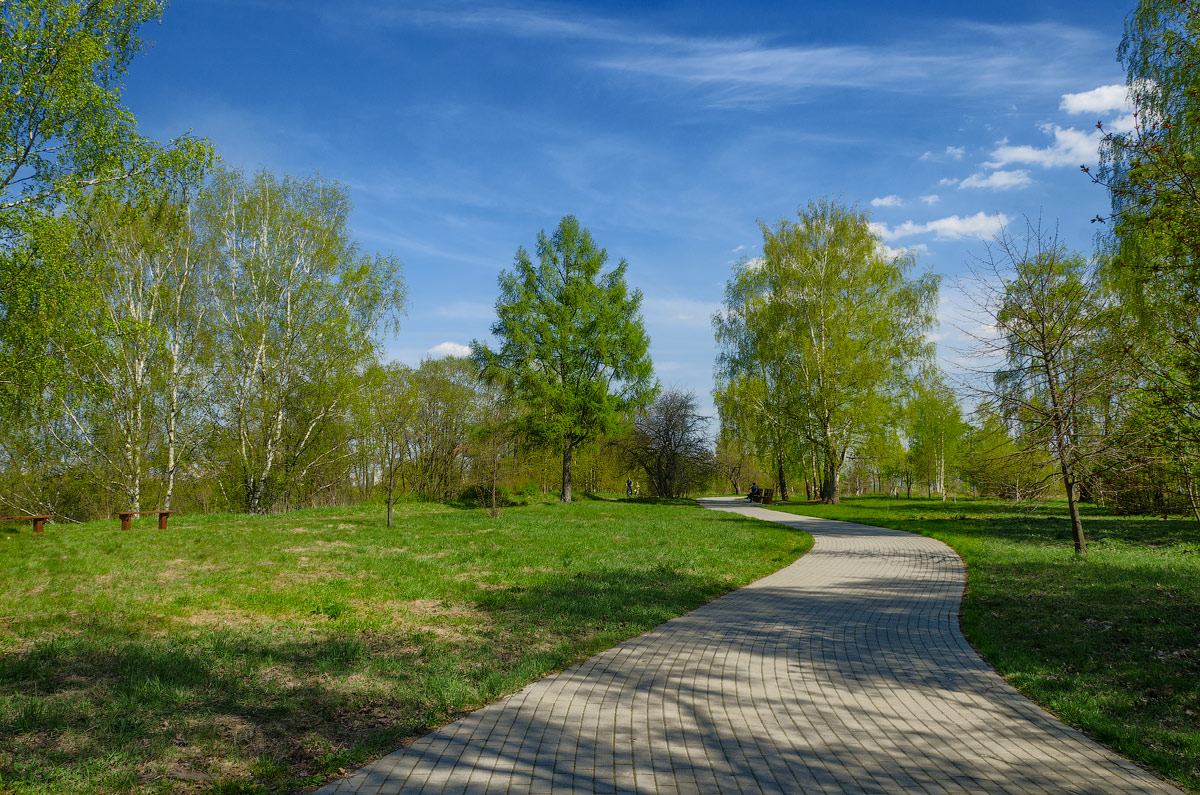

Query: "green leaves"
left=714, top=198, right=938, bottom=503
left=472, top=216, right=655, bottom=501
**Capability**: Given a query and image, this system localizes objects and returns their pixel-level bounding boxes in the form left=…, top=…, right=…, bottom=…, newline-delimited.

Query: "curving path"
left=316, top=498, right=1181, bottom=794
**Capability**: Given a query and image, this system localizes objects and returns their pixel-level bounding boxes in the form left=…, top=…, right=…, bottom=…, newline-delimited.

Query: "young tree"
left=469, top=377, right=518, bottom=518
left=965, top=222, right=1133, bottom=554
left=714, top=199, right=938, bottom=504
left=472, top=216, right=656, bottom=502
left=364, top=363, right=417, bottom=527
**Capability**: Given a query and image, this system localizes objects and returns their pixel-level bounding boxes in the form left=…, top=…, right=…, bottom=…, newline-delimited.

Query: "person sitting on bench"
left=748, top=482, right=761, bottom=502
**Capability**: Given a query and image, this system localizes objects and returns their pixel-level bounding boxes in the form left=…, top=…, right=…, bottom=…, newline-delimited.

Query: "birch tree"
left=199, top=167, right=404, bottom=513
left=714, top=199, right=938, bottom=504
left=0, top=0, right=206, bottom=420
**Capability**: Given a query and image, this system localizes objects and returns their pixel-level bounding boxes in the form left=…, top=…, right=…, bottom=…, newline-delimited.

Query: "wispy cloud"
left=920, top=194, right=940, bottom=205
left=871, top=211, right=1009, bottom=241
left=960, top=169, right=1032, bottom=190
left=642, top=297, right=723, bottom=328
left=880, top=242, right=930, bottom=259
left=871, top=195, right=903, bottom=207
left=919, top=146, right=963, bottom=162
left=433, top=301, right=496, bottom=321
left=362, top=7, right=1111, bottom=108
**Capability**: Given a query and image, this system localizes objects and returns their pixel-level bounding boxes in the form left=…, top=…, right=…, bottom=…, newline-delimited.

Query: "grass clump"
left=768, top=496, right=1200, bottom=793
left=0, top=498, right=810, bottom=793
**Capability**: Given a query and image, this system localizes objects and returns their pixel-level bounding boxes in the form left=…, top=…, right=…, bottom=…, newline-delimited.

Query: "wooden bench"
left=762, top=488, right=775, bottom=505
left=117, top=510, right=176, bottom=531
left=0, top=515, right=53, bottom=533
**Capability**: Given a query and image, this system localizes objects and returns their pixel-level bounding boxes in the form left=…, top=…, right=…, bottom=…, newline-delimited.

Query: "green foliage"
left=1095, top=0, right=1200, bottom=520
left=472, top=215, right=655, bottom=502
left=0, top=0, right=210, bottom=422
left=198, top=166, right=405, bottom=513
left=905, top=367, right=966, bottom=498
left=714, top=198, right=938, bottom=504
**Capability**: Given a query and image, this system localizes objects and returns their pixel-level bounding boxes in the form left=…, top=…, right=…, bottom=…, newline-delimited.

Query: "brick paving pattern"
left=316, top=498, right=1182, bottom=794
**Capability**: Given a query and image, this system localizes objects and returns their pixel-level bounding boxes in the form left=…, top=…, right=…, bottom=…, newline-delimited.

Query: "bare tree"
left=619, top=389, right=712, bottom=499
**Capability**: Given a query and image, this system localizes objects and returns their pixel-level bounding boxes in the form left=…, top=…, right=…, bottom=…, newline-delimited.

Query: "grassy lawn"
left=767, top=495, right=1200, bottom=793
left=0, top=496, right=811, bottom=794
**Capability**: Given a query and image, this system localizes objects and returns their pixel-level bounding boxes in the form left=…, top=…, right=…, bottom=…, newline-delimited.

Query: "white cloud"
left=872, top=211, right=1009, bottom=241
left=920, top=146, right=964, bottom=163
left=427, top=341, right=472, bottom=358
left=731, top=244, right=745, bottom=253
left=879, top=242, right=930, bottom=259
left=960, top=169, right=1032, bottom=190
left=938, top=177, right=959, bottom=187
left=871, top=195, right=903, bottom=207
left=985, top=124, right=1100, bottom=169
left=920, top=194, right=940, bottom=205
left=1060, top=84, right=1131, bottom=115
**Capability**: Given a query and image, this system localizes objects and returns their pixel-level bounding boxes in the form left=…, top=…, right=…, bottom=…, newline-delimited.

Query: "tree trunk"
left=820, top=454, right=840, bottom=504
left=1064, top=476, right=1087, bottom=555
left=776, top=457, right=789, bottom=502
left=386, top=474, right=394, bottom=528
left=561, top=441, right=573, bottom=502
left=1185, top=468, right=1200, bottom=527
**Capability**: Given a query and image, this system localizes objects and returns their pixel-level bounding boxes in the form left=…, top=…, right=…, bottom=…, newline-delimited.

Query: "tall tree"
left=714, top=199, right=938, bottom=504
left=472, top=215, right=655, bottom=502
left=199, top=167, right=404, bottom=514
left=1092, top=0, right=1200, bottom=516
left=0, top=0, right=206, bottom=419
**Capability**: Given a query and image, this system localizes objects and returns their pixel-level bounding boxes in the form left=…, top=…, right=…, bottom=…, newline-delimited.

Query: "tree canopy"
left=0, top=0, right=209, bottom=422
left=472, top=215, right=655, bottom=502
left=714, top=199, right=938, bottom=504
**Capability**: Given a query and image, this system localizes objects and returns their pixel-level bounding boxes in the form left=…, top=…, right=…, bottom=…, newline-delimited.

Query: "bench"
left=117, top=510, right=176, bottom=531
left=762, top=488, right=775, bottom=505
left=0, top=515, right=53, bottom=533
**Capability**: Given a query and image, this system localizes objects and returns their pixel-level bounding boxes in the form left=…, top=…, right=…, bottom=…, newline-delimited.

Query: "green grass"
left=0, top=496, right=811, bottom=794
left=767, top=495, right=1200, bottom=793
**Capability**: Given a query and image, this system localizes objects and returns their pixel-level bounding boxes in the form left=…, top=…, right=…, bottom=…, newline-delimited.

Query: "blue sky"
left=123, top=0, right=1137, bottom=416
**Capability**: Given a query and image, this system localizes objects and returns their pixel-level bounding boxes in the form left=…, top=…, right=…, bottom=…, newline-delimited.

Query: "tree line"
left=0, top=1, right=725, bottom=520
left=712, top=0, right=1200, bottom=553
left=8, top=0, right=1200, bottom=545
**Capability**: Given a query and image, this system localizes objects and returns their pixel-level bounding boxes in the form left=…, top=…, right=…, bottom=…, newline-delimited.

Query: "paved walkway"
left=317, top=498, right=1181, bottom=794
